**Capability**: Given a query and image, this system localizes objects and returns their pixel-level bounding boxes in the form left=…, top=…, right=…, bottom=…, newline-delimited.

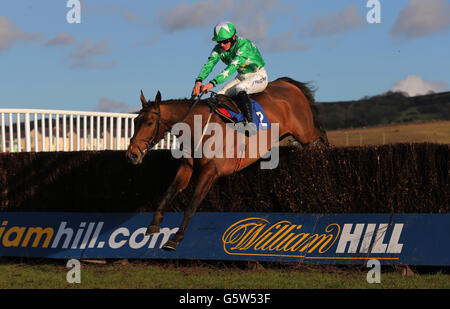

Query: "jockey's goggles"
left=217, top=37, right=234, bottom=45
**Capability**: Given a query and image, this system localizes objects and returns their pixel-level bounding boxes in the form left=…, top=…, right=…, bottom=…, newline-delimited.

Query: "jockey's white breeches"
left=217, top=67, right=268, bottom=97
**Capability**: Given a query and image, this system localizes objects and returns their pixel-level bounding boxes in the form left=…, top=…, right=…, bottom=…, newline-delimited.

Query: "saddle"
left=205, top=94, right=271, bottom=130
left=209, top=94, right=241, bottom=118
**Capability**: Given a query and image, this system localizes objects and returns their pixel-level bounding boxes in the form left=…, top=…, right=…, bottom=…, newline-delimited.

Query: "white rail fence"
left=0, top=109, right=177, bottom=152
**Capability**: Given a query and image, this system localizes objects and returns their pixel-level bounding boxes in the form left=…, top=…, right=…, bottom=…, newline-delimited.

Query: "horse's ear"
left=154, top=91, right=161, bottom=108
left=140, top=90, right=147, bottom=107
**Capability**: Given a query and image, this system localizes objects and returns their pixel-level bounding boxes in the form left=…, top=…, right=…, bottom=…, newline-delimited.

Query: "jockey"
left=192, top=21, right=268, bottom=128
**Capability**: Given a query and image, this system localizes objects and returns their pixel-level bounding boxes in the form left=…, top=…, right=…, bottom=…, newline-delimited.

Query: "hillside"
left=316, top=91, right=450, bottom=130
left=327, top=120, right=450, bottom=146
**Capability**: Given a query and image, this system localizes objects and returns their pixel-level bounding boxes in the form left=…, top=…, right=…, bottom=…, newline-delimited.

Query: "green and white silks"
left=196, top=36, right=268, bottom=96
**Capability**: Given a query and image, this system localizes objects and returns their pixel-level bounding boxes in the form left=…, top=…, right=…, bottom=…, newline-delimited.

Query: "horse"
left=125, top=77, right=328, bottom=250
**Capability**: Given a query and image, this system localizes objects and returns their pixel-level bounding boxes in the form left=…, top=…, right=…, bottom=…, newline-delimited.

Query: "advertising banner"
left=0, top=212, right=448, bottom=265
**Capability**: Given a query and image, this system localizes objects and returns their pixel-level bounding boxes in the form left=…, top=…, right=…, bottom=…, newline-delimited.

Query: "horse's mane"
left=275, top=77, right=317, bottom=104
left=276, top=77, right=328, bottom=144
left=146, top=98, right=210, bottom=106
left=161, top=98, right=192, bottom=105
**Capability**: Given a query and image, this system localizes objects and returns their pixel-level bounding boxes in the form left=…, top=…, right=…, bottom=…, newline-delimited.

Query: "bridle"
left=129, top=106, right=164, bottom=156
left=129, top=92, right=206, bottom=156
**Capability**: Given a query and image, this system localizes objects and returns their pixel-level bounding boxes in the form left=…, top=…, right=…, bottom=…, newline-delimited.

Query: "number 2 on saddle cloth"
left=210, top=95, right=272, bottom=171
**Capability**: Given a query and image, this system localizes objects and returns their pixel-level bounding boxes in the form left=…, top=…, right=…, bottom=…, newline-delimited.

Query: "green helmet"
left=212, top=21, right=236, bottom=42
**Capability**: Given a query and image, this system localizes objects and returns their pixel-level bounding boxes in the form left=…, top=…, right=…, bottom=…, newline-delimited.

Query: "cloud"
left=391, top=0, right=450, bottom=40
left=0, top=16, right=41, bottom=51
left=96, top=97, right=134, bottom=113
left=230, top=0, right=308, bottom=52
left=157, top=0, right=233, bottom=32
left=65, top=38, right=116, bottom=69
left=156, top=0, right=307, bottom=52
left=235, top=17, right=272, bottom=42
left=45, top=33, right=75, bottom=46
left=230, top=0, right=281, bottom=23
left=156, top=0, right=282, bottom=35
left=119, top=9, right=150, bottom=25
left=260, top=32, right=309, bottom=52
left=308, top=5, right=364, bottom=36
left=84, top=3, right=150, bottom=25
left=392, top=75, right=448, bottom=96
left=134, top=35, right=160, bottom=47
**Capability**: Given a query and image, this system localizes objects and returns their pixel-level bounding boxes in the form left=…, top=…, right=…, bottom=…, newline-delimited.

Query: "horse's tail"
left=275, top=77, right=329, bottom=145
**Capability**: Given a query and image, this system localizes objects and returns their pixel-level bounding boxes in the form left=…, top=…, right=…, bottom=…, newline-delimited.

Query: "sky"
left=0, top=0, right=449, bottom=113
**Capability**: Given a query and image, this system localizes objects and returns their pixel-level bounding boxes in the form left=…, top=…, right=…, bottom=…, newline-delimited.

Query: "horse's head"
left=126, top=90, right=162, bottom=165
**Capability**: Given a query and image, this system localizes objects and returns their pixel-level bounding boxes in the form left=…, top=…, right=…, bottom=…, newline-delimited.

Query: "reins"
left=179, top=91, right=206, bottom=123
left=130, top=91, right=209, bottom=154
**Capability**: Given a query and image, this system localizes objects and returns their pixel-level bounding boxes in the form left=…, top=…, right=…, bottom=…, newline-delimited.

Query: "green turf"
left=0, top=260, right=448, bottom=289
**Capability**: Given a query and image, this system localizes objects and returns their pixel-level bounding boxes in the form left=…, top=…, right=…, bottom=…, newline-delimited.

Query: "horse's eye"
left=147, top=122, right=153, bottom=127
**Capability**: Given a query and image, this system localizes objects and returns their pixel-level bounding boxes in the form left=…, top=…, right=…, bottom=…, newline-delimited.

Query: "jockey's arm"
left=196, top=48, right=221, bottom=84
left=209, top=53, right=247, bottom=87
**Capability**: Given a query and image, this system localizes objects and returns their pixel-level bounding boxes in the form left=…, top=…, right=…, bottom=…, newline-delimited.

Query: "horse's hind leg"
left=146, top=158, right=193, bottom=235
left=289, top=123, right=324, bottom=148
left=279, top=135, right=302, bottom=149
left=162, top=163, right=218, bottom=250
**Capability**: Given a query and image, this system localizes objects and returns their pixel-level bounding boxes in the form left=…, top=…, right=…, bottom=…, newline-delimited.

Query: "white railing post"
left=1, top=113, right=5, bottom=152
left=131, top=118, right=134, bottom=142
left=9, top=113, right=13, bottom=152
left=63, top=114, right=67, bottom=151
left=49, top=113, right=53, bottom=151
left=69, top=115, right=74, bottom=151
left=90, top=115, right=94, bottom=150
left=16, top=113, right=21, bottom=152
left=96, top=115, right=100, bottom=150
left=166, top=132, right=170, bottom=150
left=25, top=113, right=31, bottom=152
left=34, top=113, right=38, bottom=152
left=124, top=118, right=129, bottom=150
left=116, top=116, right=121, bottom=150
left=41, top=113, right=46, bottom=152
left=103, top=116, right=107, bottom=150
left=108, top=117, right=112, bottom=150
left=76, top=115, right=80, bottom=151
left=56, top=114, right=60, bottom=151
left=83, top=115, right=87, bottom=151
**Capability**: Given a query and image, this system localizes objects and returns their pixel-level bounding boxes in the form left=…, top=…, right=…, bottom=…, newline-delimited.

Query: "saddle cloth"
left=210, top=95, right=271, bottom=131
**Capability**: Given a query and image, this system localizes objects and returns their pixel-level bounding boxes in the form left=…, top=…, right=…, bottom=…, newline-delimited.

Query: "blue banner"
left=0, top=212, right=448, bottom=265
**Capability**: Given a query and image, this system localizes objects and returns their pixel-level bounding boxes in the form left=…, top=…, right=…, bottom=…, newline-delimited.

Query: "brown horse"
left=125, top=77, right=328, bottom=250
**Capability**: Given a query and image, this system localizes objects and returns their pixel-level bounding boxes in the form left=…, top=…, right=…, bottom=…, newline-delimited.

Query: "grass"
left=0, top=259, right=449, bottom=289
left=327, top=120, right=450, bottom=146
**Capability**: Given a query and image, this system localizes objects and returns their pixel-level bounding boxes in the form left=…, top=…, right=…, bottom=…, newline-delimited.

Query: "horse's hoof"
left=162, top=240, right=178, bottom=251
left=146, top=225, right=160, bottom=235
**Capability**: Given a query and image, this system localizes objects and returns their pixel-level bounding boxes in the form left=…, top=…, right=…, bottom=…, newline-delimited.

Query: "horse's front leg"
left=146, top=158, right=193, bottom=235
left=162, top=163, right=218, bottom=250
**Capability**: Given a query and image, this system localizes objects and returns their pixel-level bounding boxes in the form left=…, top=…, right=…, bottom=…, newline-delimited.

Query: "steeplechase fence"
left=0, top=109, right=177, bottom=152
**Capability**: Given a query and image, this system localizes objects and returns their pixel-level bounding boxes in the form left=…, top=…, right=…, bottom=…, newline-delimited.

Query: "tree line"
left=315, top=91, right=450, bottom=130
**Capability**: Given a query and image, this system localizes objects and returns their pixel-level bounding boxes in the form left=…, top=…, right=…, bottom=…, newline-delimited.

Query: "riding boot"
left=236, top=91, right=257, bottom=135
left=236, top=91, right=254, bottom=123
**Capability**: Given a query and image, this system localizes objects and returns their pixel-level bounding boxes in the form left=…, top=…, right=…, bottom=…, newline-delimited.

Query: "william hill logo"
left=222, top=218, right=404, bottom=260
